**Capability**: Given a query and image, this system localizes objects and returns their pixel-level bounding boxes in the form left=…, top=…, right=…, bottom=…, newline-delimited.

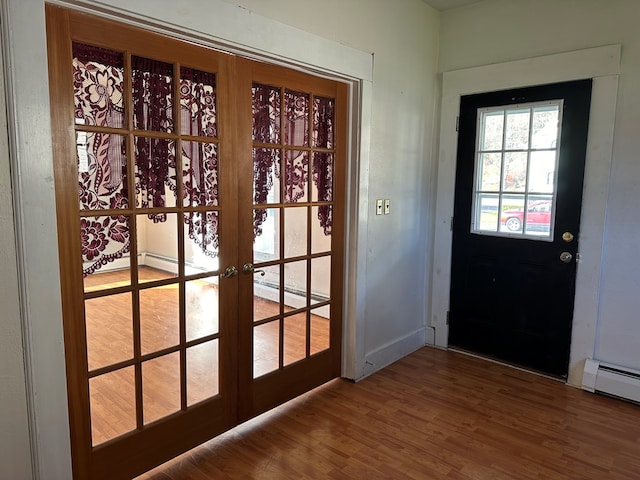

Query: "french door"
left=46, top=6, right=346, bottom=479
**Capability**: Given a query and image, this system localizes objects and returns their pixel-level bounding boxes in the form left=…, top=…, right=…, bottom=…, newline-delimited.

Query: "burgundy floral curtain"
left=75, top=45, right=220, bottom=277
left=252, top=84, right=280, bottom=238
left=284, top=91, right=309, bottom=205
left=313, top=97, right=334, bottom=235
left=180, top=67, right=219, bottom=257
left=75, top=48, right=335, bottom=276
left=73, top=43, right=131, bottom=276
left=252, top=85, right=334, bottom=239
left=132, top=56, right=174, bottom=224
left=180, top=67, right=217, bottom=137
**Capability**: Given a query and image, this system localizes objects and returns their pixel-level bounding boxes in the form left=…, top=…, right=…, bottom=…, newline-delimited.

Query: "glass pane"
left=480, top=110, right=503, bottom=151
left=313, top=96, right=334, bottom=148
left=284, top=260, right=307, bottom=311
left=182, top=142, right=218, bottom=207
left=474, top=194, right=499, bottom=233
left=284, top=207, right=307, bottom=259
left=140, top=284, right=179, bottom=355
left=85, top=293, right=133, bottom=371
left=284, top=150, right=309, bottom=203
left=499, top=196, right=525, bottom=233
left=525, top=195, right=553, bottom=237
left=186, top=277, right=219, bottom=342
left=180, top=67, right=217, bottom=137
left=134, top=137, right=177, bottom=209
left=254, top=208, right=280, bottom=262
left=184, top=211, right=220, bottom=268
left=505, top=108, right=530, bottom=150
left=310, top=307, right=330, bottom=355
left=72, top=43, right=125, bottom=128
left=78, top=133, right=127, bottom=211
left=284, top=90, right=309, bottom=146
left=531, top=106, right=559, bottom=149
left=81, top=215, right=131, bottom=292
left=284, top=313, right=306, bottom=366
left=90, top=367, right=135, bottom=446
left=132, top=56, right=174, bottom=133
left=137, top=213, right=178, bottom=284
left=254, top=320, right=280, bottom=378
left=252, top=83, right=280, bottom=144
left=312, top=206, right=332, bottom=254
left=529, top=151, right=556, bottom=194
left=142, top=352, right=180, bottom=424
left=187, top=340, right=219, bottom=406
left=477, top=152, right=501, bottom=192
left=253, top=148, right=281, bottom=205
left=253, top=265, right=281, bottom=322
left=503, top=152, right=527, bottom=192
left=310, top=256, right=331, bottom=306
left=311, top=152, right=333, bottom=202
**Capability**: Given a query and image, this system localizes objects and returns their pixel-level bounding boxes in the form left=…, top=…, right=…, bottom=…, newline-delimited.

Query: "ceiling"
left=422, top=0, right=484, bottom=11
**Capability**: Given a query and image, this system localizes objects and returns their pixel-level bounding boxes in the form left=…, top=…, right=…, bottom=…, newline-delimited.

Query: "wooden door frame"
left=430, top=45, right=621, bottom=386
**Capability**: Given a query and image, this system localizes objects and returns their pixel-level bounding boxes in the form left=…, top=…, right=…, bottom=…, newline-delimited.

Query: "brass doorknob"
left=220, top=265, right=239, bottom=279
left=243, top=263, right=266, bottom=276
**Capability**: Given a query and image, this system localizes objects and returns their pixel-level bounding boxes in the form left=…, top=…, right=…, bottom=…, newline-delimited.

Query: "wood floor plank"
left=136, top=347, right=640, bottom=479
left=86, top=266, right=330, bottom=445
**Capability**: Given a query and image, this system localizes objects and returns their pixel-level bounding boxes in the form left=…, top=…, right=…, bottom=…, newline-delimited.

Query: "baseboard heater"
left=582, top=359, right=640, bottom=403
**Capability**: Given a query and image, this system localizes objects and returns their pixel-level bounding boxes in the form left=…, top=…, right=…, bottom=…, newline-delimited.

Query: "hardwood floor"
left=85, top=267, right=330, bottom=445
left=135, top=347, right=640, bottom=479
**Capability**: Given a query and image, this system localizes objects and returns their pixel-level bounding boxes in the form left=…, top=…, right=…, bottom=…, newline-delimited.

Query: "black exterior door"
left=449, top=80, right=592, bottom=377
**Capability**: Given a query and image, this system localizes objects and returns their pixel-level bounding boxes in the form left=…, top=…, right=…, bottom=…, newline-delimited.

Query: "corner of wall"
left=359, top=327, right=427, bottom=380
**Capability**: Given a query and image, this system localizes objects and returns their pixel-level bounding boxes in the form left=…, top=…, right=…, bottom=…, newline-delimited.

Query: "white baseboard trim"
left=359, top=327, right=427, bottom=380
left=83, top=255, right=133, bottom=273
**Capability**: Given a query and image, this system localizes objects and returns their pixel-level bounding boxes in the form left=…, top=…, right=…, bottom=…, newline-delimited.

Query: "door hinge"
left=446, top=311, right=450, bottom=325
left=455, top=116, right=459, bottom=132
left=450, top=216, right=454, bottom=231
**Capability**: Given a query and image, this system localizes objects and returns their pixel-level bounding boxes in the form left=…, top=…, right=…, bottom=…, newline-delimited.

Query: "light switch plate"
left=376, top=199, right=383, bottom=215
left=384, top=199, right=390, bottom=214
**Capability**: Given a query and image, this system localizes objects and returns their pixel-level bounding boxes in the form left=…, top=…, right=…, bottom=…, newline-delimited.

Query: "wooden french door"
left=46, top=6, right=346, bottom=480
left=236, top=60, right=346, bottom=420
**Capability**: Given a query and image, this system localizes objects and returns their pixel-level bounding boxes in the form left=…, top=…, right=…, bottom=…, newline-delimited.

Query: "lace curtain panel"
left=74, top=44, right=335, bottom=277
left=252, top=84, right=335, bottom=237
left=74, top=43, right=219, bottom=276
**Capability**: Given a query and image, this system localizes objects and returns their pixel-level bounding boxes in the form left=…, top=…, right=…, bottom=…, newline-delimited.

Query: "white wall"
left=3, top=0, right=440, bottom=477
left=0, top=31, right=33, bottom=480
left=438, top=0, right=640, bottom=371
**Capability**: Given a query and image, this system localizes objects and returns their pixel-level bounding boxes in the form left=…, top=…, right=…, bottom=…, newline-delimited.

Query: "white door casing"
left=430, top=45, right=620, bottom=386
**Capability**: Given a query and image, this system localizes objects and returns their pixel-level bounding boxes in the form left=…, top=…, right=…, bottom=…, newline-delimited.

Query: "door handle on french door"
left=242, top=263, right=266, bottom=276
left=220, top=265, right=239, bottom=279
